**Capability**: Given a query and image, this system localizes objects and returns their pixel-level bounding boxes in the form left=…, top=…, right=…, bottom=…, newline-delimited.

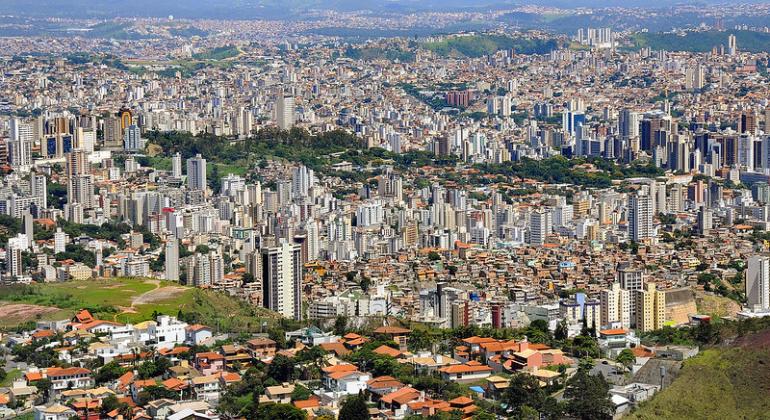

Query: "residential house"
left=34, top=403, right=77, bottom=420
left=185, top=325, right=213, bottom=346
left=191, top=375, right=221, bottom=402
left=438, top=361, right=493, bottom=383
left=321, top=364, right=371, bottom=395
left=264, top=383, right=294, bottom=404
left=246, top=338, right=277, bottom=360
left=194, top=352, right=225, bottom=376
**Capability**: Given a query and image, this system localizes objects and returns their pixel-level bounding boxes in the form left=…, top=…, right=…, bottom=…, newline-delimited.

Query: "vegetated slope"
left=628, top=329, right=770, bottom=420
left=630, top=30, right=770, bottom=53
left=422, top=34, right=560, bottom=58
left=0, top=278, right=278, bottom=332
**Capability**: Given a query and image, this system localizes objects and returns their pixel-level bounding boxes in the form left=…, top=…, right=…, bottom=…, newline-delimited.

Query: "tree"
left=254, top=403, right=307, bottom=420
left=564, top=370, right=613, bottom=420
left=334, top=315, right=348, bottom=336
left=555, top=318, right=569, bottom=341
left=291, top=384, right=312, bottom=402
left=615, top=349, right=635, bottom=370
left=267, top=354, right=295, bottom=382
left=34, top=378, right=52, bottom=403
left=502, top=373, right=546, bottom=417
left=95, top=361, right=126, bottom=384
left=339, top=391, right=370, bottom=420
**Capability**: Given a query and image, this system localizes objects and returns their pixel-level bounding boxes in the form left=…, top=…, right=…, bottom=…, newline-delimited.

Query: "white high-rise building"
left=187, top=154, right=207, bottom=192
left=171, top=152, right=182, bottom=178
left=747, top=255, right=770, bottom=312
left=54, top=228, right=68, bottom=254
left=600, top=283, right=631, bottom=329
left=262, top=241, right=303, bottom=320
left=628, top=191, right=653, bottom=242
left=165, top=237, right=179, bottom=281
left=9, top=118, right=33, bottom=170
left=291, top=165, right=314, bottom=199
left=276, top=94, right=295, bottom=130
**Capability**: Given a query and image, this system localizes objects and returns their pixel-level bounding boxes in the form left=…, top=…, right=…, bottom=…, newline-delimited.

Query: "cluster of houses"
left=0, top=308, right=692, bottom=419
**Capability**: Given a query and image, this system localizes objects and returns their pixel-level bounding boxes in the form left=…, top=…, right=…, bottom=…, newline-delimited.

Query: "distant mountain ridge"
left=0, top=0, right=764, bottom=19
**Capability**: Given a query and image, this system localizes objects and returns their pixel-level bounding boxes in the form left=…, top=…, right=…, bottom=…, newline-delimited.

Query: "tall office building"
left=68, top=174, right=95, bottom=208
left=529, top=210, right=552, bottom=245
left=187, top=154, right=207, bottom=192
left=619, top=109, right=639, bottom=140
left=728, top=34, right=737, bottom=56
left=123, top=125, right=144, bottom=151
left=9, top=118, right=33, bottom=170
left=276, top=94, right=295, bottom=130
left=746, top=255, right=770, bottom=312
left=262, top=241, right=303, bottom=320
left=171, top=152, right=183, bottom=178
left=635, top=283, right=666, bottom=332
left=600, top=283, right=631, bottom=329
left=628, top=191, right=653, bottom=242
left=165, top=237, right=180, bottom=281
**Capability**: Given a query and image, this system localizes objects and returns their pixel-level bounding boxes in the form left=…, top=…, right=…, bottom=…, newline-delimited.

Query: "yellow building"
left=635, top=283, right=666, bottom=332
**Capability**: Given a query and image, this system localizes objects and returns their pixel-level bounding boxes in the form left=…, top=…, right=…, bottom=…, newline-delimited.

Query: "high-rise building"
left=634, top=283, right=666, bottom=332
left=262, top=241, right=303, bottom=320
left=123, top=125, right=144, bottom=151
left=600, top=283, right=631, bottom=329
left=728, top=34, right=737, bottom=55
left=165, top=237, right=179, bottom=281
left=65, top=149, right=89, bottom=178
left=186, top=154, right=207, bottom=192
left=746, top=255, right=770, bottom=312
left=276, top=94, right=295, bottom=130
left=618, top=267, right=644, bottom=325
left=628, top=191, right=653, bottom=242
left=171, top=152, right=182, bottom=178
left=9, top=118, right=33, bottom=170
left=529, top=210, right=551, bottom=245
left=68, top=174, right=95, bottom=208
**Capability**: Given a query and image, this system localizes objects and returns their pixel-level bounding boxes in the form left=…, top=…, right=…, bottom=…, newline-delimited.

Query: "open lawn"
left=0, top=278, right=278, bottom=332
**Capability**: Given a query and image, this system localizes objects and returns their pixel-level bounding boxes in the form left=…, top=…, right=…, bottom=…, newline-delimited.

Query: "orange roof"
left=32, top=330, right=56, bottom=339
left=373, top=345, right=402, bottom=358
left=46, top=367, right=91, bottom=377
left=220, top=372, right=241, bottom=382
left=462, top=336, right=498, bottom=345
left=599, top=329, right=627, bottom=336
left=439, top=363, right=493, bottom=374
left=449, top=396, right=474, bottom=406
left=133, top=379, right=158, bottom=388
left=161, top=377, right=187, bottom=390
left=195, top=352, right=224, bottom=360
left=381, top=386, right=420, bottom=405
left=294, top=396, right=320, bottom=409
left=25, top=371, right=43, bottom=381
left=322, top=364, right=358, bottom=374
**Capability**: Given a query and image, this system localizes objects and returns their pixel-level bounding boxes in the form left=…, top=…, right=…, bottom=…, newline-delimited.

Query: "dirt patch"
left=0, top=303, right=60, bottom=320
left=132, top=286, right=186, bottom=305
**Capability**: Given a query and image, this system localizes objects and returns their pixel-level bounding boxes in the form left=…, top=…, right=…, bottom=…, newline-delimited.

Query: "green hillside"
left=422, top=34, right=560, bottom=58
left=629, top=30, right=770, bottom=53
left=0, top=278, right=278, bottom=332
left=629, top=330, right=770, bottom=419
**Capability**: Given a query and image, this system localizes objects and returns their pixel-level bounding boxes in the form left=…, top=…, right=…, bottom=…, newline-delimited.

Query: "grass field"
left=0, top=369, right=21, bottom=387
left=0, top=278, right=278, bottom=332
left=628, top=344, right=770, bottom=419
